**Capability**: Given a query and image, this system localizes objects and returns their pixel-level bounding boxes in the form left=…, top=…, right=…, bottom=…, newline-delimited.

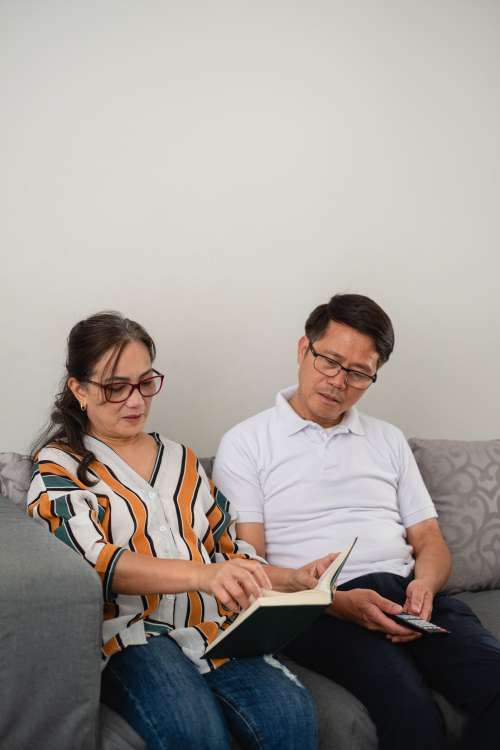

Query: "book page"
left=315, top=537, right=357, bottom=593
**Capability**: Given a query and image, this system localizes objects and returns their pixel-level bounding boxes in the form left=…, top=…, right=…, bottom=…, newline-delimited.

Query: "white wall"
left=2, top=0, right=499, bottom=456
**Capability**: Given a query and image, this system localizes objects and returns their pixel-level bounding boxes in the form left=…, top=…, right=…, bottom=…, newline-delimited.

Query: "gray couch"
left=1, top=438, right=500, bottom=750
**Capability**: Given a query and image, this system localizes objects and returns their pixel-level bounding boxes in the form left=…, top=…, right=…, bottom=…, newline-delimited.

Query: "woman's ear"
left=67, top=377, right=88, bottom=411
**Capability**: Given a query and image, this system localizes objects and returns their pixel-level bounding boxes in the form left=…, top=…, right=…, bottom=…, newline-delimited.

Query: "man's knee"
left=373, top=682, right=446, bottom=750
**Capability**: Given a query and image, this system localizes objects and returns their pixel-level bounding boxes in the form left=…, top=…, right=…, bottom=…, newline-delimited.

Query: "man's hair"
left=304, top=293, right=395, bottom=366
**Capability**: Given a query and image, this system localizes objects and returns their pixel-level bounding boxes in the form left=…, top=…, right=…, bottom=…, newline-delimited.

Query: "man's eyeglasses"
left=86, top=370, right=165, bottom=403
left=308, top=343, right=376, bottom=390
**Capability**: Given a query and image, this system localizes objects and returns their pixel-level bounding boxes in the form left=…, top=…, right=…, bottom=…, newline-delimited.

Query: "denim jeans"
left=283, top=572, right=500, bottom=750
left=101, top=634, right=318, bottom=750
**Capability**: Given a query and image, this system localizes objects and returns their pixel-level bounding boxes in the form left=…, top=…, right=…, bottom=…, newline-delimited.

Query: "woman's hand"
left=195, top=559, right=273, bottom=613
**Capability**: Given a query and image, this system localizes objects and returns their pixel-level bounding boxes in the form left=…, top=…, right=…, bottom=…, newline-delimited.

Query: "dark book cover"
left=205, top=601, right=328, bottom=659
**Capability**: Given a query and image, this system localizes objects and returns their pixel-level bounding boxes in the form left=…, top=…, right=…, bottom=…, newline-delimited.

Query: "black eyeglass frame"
left=85, top=369, right=165, bottom=403
left=308, top=343, right=377, bottom=389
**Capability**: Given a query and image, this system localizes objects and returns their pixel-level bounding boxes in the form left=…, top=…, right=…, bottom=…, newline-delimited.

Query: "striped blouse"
left=27, top=433, right=262, bottom=673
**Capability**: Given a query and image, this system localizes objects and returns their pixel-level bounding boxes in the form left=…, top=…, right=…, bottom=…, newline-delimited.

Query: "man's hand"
left=195, top=559, right=272, bottom=613
left=389, top=579, right=434, bottom=643
left=403, top=579, right=434, bottom=620
left=286, top=553, right=339, bottom=592
left=329, top=588, right=422, bottom=643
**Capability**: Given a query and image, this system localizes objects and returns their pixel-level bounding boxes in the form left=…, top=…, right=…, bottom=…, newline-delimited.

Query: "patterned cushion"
left=0, top=452, right=33, bottom=507
left=409, top=438, right=500, bottom=594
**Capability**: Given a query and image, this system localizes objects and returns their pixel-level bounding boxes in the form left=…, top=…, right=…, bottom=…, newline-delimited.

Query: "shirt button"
left=159, top=525, right=167, bottom=532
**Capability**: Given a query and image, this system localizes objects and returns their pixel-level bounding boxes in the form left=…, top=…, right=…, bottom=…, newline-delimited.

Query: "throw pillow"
left=200, top=456, right=214, bottom=480
left=0, top=452, right=33, bottom=508
left=409, top=438, right=500, bottom=594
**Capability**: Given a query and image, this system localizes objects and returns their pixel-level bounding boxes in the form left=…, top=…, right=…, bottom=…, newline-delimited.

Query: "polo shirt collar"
left=276, top=385, right=365, bottom=437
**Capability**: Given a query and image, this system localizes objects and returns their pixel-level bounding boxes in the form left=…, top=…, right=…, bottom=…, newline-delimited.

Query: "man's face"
left=290, top=321, right=379, bottom=428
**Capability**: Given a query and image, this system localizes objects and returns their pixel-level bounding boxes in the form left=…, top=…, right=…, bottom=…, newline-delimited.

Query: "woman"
left=28, top=312, right=334, bottom=750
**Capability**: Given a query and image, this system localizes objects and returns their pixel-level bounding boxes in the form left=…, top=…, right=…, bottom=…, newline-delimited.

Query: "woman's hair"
left=32, top=311, right=156, bottom=484
left=305, top=293, right=395, bottom=366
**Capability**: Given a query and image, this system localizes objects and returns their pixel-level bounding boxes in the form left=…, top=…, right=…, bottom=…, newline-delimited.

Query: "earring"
left=80, top=403, right=87, bottom=412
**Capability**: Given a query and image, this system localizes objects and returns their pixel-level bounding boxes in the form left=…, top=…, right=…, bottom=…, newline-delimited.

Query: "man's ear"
left=67, top=377, right=88, bottom=411
left=297, top=336, right=309, bottom=364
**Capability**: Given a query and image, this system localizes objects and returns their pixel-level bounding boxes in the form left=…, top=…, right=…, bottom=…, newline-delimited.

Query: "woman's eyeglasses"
left=85, top=370, right=165, bottom=403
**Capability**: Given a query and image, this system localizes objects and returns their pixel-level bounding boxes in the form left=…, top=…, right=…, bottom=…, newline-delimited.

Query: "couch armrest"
left=0, top=498, right=103, bottom=750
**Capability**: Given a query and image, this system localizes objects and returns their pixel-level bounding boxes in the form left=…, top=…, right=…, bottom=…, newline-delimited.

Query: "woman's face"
left=70, top=340, right=156, bottom=443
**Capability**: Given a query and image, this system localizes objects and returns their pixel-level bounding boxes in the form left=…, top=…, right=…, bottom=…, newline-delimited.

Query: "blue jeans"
left=101, top=634, right=318, bottom=750
left=283, top=572, right=500, bottom=750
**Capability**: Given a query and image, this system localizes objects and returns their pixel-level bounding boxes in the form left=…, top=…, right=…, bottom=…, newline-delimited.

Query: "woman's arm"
left=113, top=551, right=272, bottom=612
left=28, top=455, right=271, bottom=613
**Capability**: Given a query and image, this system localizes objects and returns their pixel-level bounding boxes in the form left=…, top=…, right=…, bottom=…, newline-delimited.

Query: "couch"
left=1, top=438, right=500, bottom=750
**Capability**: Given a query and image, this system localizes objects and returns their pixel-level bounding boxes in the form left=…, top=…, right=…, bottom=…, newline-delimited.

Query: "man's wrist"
left=265, top=564, right=295, bottom=592
left=328, top=589, right=348, bottom=619
left=411, top=575, right=438, bottom=595
left=283, top=567, right=299, bottom=592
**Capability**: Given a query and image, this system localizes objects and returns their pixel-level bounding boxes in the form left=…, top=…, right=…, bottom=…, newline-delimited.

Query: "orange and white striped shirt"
left=27, top=433, right=262, bottom=673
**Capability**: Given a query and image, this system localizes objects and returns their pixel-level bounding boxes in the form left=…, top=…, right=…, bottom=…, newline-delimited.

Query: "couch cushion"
left=0, top=452, right=32, bottom=507
left=455, top=589, right=500, bottom=641
left=409, top=438, right=500, bottom=594
left=99, top=705, right=146, bottom=750
left=199, top=456, right=214, bottom=479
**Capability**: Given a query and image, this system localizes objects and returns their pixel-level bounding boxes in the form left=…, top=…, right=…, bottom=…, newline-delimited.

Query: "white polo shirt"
left=213, top=386, right=437, bottom=585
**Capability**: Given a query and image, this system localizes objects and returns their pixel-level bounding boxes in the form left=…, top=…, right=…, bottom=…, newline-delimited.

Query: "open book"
left=204, top=538, right=357, bottom=659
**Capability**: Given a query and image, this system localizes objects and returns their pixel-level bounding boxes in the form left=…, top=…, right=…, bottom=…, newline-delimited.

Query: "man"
left=213, top=293, right=500, bottom=750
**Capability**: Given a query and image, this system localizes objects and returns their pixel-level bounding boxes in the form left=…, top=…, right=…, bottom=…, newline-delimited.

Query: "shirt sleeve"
left=27, top=455, right=128, bottom=602
left=396, top=434, right=438, bottom=528
left=197, top=460, right=266, bottom=565
left=212, top=428, right=265, bottom=524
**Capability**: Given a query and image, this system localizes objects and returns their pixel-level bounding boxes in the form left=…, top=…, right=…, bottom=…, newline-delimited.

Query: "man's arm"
left=237, top=522, right=266, bottom=557
left=327, top=520, right=451, bottom=642
left=403, top=518, right=452, bottom=620
left=327, top=519, right=452, bottom=644
left=236, top=521, right=338, bottom=593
